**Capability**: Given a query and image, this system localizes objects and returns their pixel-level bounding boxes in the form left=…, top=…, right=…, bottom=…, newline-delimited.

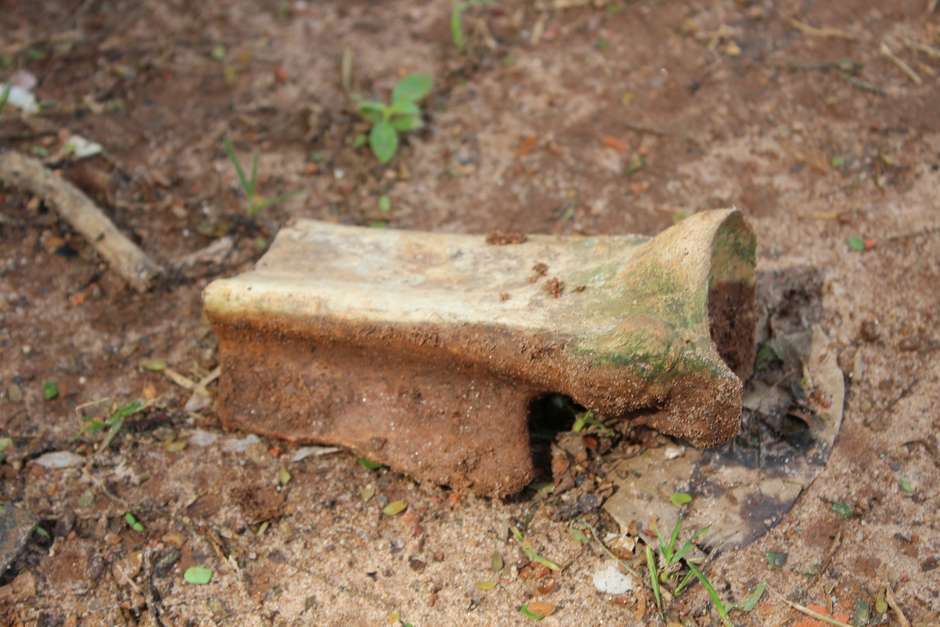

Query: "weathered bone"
left=204, top=209, right=756, bottom=495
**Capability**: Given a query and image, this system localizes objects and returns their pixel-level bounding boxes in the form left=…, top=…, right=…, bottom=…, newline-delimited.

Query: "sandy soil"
left=1, top=0, right=939, bottom=625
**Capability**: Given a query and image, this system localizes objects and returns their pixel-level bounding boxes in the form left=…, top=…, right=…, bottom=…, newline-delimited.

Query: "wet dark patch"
left=708, top=280, right=757, bottom=379
left=526, top=393, right=580, bottom=479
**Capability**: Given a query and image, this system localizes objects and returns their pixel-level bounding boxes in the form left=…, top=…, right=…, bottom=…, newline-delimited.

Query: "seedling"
left=124, top=512, right=145, bottom=533
left=571, top=409, right=614, bottom=435
left=81, top=399, right=146, bottom=451
left=847, top=235, right=866, bottom=252
left=183, top=565, right=213, bottom=585
left=355, top=73, right=432, bottom=164
left=511, top=526, right=561, bottom=571
left=357, top=456, right=384, bottom=470
left=42, top=381, right=59, bottom=401
left=831, top=501, right=854, bottom=518
left=644, top=515, right=732, bottom=626
left=223, top=137, right=295, bottom=217
left=899, top=477, right=915, bottom=494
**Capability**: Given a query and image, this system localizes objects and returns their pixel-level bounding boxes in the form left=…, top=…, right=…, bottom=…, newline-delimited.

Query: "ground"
left=1, top=0, right=939, bottom=625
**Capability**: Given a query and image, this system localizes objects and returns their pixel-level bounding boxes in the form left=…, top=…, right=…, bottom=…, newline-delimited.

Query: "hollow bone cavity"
left=203, top=209, right=757, bottom=496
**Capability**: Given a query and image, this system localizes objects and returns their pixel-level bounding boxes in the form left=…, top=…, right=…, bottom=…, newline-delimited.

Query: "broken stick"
left=0, top=151, right=163, bottom=291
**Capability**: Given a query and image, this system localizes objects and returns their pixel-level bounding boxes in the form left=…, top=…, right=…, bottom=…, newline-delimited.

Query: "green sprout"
left=223, top=137, right=296, bottom=217
left=571, top=410, right=614, bottom=435
left=356, top=73, right=432, bottom=164
left=124, top=512, right=145, bottom=533
left=451, top=1, right=493, bottom=50
left=643, top=515, right=732, bottom=625
left=451, top=2, right=467, bottom=50
left=42, top=381, right=59, bottom=401
left=511, top=526, right=561, bottom=571
left=82, top=399, right=146, bottom=451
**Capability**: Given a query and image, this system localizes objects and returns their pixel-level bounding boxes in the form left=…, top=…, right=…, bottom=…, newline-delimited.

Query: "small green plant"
left=82, top=399, right=146, bottom=451
left=451, top=1, right=493, bottom=50
left=511, top=526, right=561, bottom=571
left=223, top=137, right=295, bottom=217
left=571, top=409, right=614, bottom=435
left=42, top=381, right=59, bottom=401
left=573, top=515, right=765, bottom=623
left=183, top=565, right=213, bottom=585
left=356, top=73, right=432, bottom=164
left=124, top=512, right=145, bottom=533
left=644, top=515, right=732, bottom=626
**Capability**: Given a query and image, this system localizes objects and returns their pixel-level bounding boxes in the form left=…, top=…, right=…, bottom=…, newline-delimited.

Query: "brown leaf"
left=519, top=562, right=551, bottom=580
left=602, top=135, right=629, bottom=153
left=515, top=135, right=538, bottom=157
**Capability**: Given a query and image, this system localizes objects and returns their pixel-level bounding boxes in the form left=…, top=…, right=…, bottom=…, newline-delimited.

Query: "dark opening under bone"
left=204, top=209, right=756, bottom=496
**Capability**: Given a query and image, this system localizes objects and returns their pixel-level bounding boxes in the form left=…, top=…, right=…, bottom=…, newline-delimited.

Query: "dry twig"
left=769, top=586, right=853, bottom=627
left=808, top=530, right=842, bottom=589
left=885, top=584, right=911, bottom=627
left=787, top=18, right=857, bottom=40
left=880, top=42, right=922, bottom=85
left=902, top=37, right=940, bottom=60
left=0, top=151, right=163, bottom=291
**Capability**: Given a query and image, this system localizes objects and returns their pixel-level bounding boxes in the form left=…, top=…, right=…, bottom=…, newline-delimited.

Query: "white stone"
left=592, top=562, right=636, bottom=595
left=189, top=429, right=218, bottom=447
left=33, top=451, right=84, bottom=469
left=291, top=446, right=340, bottom=462
left=223, top=434, right=261, bottom=453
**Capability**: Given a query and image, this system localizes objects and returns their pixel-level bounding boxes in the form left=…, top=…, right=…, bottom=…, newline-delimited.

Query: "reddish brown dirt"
left=485, top=230, right=528, bottom=245
left=2, top=1, right=940, bottom=625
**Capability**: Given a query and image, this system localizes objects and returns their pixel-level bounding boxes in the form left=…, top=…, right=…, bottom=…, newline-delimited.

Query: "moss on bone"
left=708, top=213, right=757, bottom=289
left=569, top=210, right=755, bottom=384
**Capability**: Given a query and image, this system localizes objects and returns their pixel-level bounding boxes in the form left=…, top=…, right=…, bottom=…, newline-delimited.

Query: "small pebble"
left=223, top=434, right=261, bottom=453
left=592, top=562, right=637, bottom=595
left=32, top=451, right=84, bottom=469
left=189, top=430, right=218, bottom=447
left=291, top=446, right=340, bottom=462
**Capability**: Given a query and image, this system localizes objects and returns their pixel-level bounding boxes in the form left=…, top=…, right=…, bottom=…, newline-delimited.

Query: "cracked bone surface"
left=203, top=209, right=756, bottom=496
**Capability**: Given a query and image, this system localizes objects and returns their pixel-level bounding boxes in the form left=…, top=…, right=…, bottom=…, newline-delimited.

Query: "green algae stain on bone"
left=566, top=210, right=755, bottom=382
left=708, top=213, right=757, bottom=289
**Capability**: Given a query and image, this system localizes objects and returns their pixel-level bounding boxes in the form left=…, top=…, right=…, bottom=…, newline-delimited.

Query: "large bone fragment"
left=204, top=209, right=756, bottom=495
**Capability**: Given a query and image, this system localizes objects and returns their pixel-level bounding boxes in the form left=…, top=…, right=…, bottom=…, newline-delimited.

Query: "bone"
left=204, top=208, right=756, bottom=495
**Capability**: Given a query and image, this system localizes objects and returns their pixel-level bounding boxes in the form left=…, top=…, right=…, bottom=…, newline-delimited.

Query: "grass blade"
left=451, top=2, right=466, bottom=50
left=223, top=137, right=250, bottom=196
left=512, top=527, right=561, bottom=571
left=646, top=544, right=662, bottom=613
left=737, top=580, right=767, bottom=612
left=110, top=400, right=145, bottom=423
left=654, top=525, right=672, bottom=563
left=667, top=516, right=682, bottom=561
left=687, top=562, right=732, bottom=626
left=674, top=568, right=696, bottom=596
left=98, top=400, right=145, bottom=452
left=249, top=153, right=259, bottom=196
left=673, top=539, right=695, bottom=564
